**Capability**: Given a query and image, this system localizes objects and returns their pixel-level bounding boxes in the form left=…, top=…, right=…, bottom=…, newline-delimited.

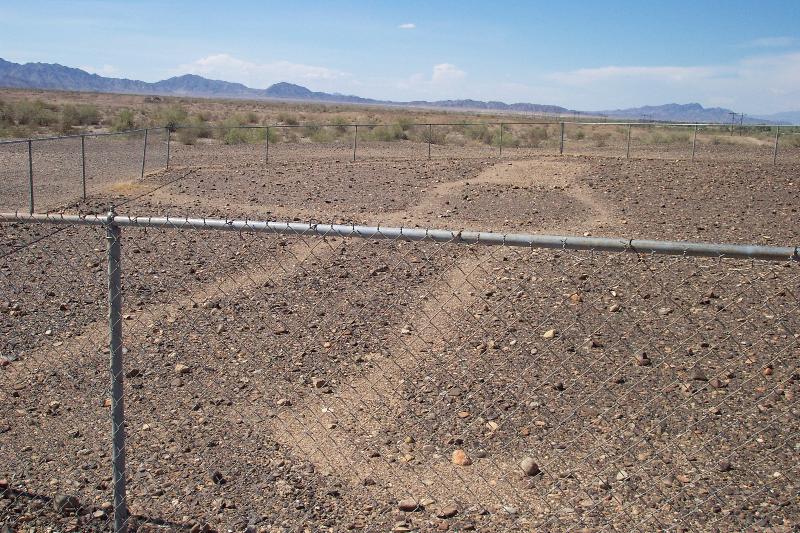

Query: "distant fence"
left=1, top=120, right=799, bottom=214
left=1, top=210, right=798, bottom=531
left=171, top=120, right=800, bottom=165
left=0, top=128, right=169, bottom=213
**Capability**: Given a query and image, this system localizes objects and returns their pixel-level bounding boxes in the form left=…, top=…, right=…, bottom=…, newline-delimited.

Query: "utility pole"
left=729, top=112, right=736, bottom=136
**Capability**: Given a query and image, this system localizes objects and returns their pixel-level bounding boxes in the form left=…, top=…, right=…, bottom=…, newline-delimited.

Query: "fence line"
left=1, top=209, right=798, bottom=531
left=2, top=120, right=799, bottom=216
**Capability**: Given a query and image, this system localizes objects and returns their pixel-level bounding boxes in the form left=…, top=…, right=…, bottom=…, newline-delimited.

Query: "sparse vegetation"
left=111, top=109, right=137, bottom=132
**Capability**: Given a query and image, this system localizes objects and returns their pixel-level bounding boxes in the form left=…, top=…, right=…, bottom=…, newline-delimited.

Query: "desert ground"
left=1, top=93, right=799, bottom=532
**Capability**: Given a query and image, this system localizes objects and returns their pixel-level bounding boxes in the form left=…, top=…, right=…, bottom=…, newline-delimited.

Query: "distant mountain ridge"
left=0, top=57, right=572, bottom=115
left=598, top=103, right=776, bottom=125
left=1, top=58, right=794, bottom=123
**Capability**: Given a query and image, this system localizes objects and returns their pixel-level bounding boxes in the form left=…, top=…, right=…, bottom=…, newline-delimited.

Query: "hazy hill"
left=0, top=57, right=569, bottom=113
left=1, top=58, right=790, bottom=123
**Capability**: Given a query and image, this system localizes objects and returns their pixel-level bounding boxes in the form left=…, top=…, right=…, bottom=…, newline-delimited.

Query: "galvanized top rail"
left=2, top=212, right=798, bottom=262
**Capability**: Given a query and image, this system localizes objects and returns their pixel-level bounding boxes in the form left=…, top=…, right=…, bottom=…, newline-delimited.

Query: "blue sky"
left=1, top=0, right=799, bottom=113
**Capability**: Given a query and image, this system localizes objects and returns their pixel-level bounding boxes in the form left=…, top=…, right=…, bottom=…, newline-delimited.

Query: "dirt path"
left=268, top=157, right=610, bottom=509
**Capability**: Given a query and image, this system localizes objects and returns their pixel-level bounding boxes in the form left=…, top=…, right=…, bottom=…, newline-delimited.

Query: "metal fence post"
left=559, top=122, right=565, bottom=155
left=626, top=124, right=632, bottom=159
left=81, top=135, right=87, bottom=200
left=428, top=124, right=432, bottom=160
left=499, top=123, right=504, bottom=156
left=352, top=124, right=358, bottom=162
left=27, top=139, right=34, bottom=214
left=691, top=124, right=698, bottom=162
left=265, top=126, right=270, bottom=165
left=773, top=126, right=779, bottom=164
left=140, top=129, right=148, bottom=179
left=106, top=208, right=128, bottom=533
left=165, top=127, right=170, bottom=171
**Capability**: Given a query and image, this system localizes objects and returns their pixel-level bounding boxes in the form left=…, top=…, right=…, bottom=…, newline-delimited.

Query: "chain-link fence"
left=164, top=122, right=800, bottom=166
left=1, top=122, right=798, bottom=215
left=0, top=129, right=169, bottom=214
left=1, top=212, right=798, bottom=532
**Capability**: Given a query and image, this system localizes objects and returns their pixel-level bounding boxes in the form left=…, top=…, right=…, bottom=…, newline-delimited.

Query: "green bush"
left=158, top=105, right=189, bottom=131
left=111, top=109, right=137, bottom=132
left=369, top=124, right=406, bottom=142
left=14, top=100, right=58, bottom=126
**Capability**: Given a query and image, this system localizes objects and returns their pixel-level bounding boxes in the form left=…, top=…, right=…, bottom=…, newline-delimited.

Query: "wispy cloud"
left=543, top=52, right=800, bottom=113
left=741, top=36, right=797, bottom=48
left=175, top=53, right=347, bottom=88
left=398, top=23, right=416, bottom=29
left=431, top=63, right=465, bottom=83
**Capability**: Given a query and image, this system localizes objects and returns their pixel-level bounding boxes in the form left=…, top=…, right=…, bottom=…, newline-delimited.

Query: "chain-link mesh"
left=0, top=221, right=117, bottom=531
left=2, top=215, right=797, bottom=531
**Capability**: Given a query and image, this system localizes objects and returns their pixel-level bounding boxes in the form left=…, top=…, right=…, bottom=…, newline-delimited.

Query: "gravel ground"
left=1, top=145, right=798, bottom=532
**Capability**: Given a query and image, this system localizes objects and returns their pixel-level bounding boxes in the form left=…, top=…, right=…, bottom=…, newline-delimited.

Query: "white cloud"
left=398, top=23, right=416, bottom=29
left=80, top=64, right=119, bottom=76
left=543, top=52, right=800, bottom=113
left=431, top=63, right=466, bottom=84
left=175, top=53, right=347, bottom=88
left=741, top=36, right=797, bottom=48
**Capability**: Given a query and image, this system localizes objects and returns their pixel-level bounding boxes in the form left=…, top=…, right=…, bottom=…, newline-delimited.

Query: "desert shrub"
left=464, top=124, right=493, bottom=145
left=369, top=124, right=406, bottom=142
left=518, top=126, right=548, bottom=147
left=331, top=116, right=350, bottom=134
left=245, top=111, right=259, bottom=124
left=158, top=105, right=189, bottom=131
left=780, top=134, right=800, bottom=148
left=277, top=112, right=299, bottom=125
left=176, top=114, right=212, bottom=145
left=58, top=104, right=99, bottom=134
left=573, top=129, right=585, bottom=140
left=215, top=115, right=267, bottom=144
left=593, top=132, right=611, bottom=147
left=111, top=109, right=137, bottom=132
left=444, top=131, right=467, bottom=146
left=14, top=100, right=58, bottom=126
left=417, top=125, right=446, bottom=145
left=222, top=127, right=251, bottom=144
left=177, top=127, right=199, bottom=145
left=397, top=117, right=414, bottom=132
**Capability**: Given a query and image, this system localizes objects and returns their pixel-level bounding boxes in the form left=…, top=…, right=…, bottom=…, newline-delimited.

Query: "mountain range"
left=1, top=58, right=795, bottom=124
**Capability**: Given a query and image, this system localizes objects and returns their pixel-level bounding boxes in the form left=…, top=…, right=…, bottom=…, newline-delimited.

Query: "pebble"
left=398, top=498, right=423, bottom=512
left=437, top=504, right=458, bottom=518
left=52, top=494, right=80, bottom=514
left=276, top=398, right=292, bottom=407
left=520, top=457, right=540, bottom=476
left=542, top=329, right=556, bottom=339
left=174, top=363, right=191, bottom=374
left=718, top=460, right=732, bottom=472
left=690, top=368, right=708, bottom=381
left=635, top=352, right=651, bottom=366
left=452, top=449, right=472, bottom=466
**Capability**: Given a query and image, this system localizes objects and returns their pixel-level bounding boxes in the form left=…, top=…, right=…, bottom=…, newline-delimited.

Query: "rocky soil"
left=1, top=146, right=798, bottom=531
